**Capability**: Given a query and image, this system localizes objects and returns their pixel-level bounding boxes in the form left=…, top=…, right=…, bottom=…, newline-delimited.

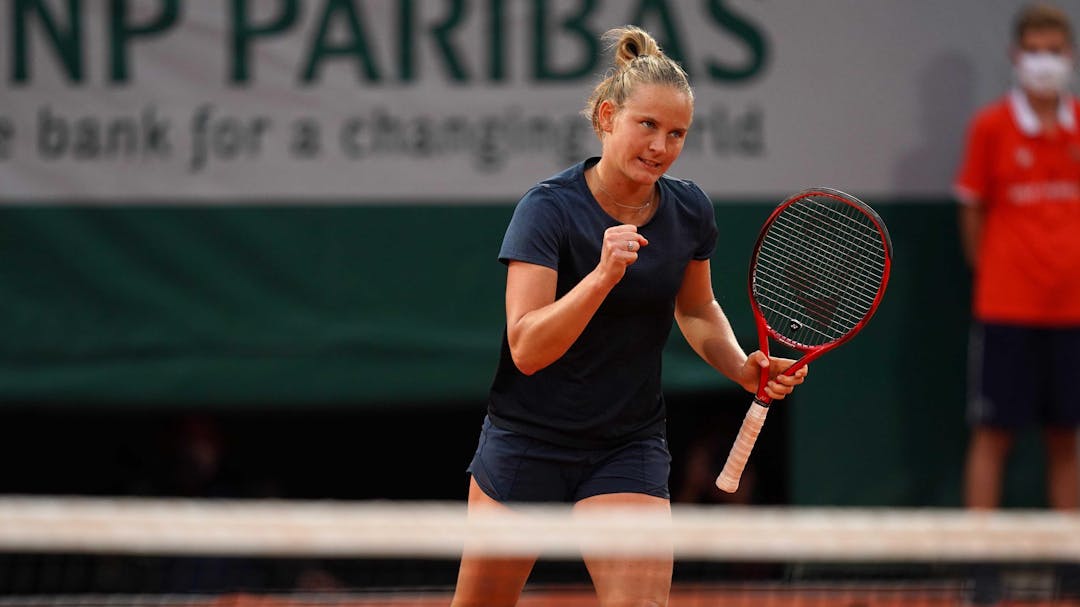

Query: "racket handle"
left=716, top=401, right=770, bottom=493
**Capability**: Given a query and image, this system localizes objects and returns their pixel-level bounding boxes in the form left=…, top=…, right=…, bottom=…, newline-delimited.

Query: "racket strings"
left=766, top=206, right=883, bottom=330
left=753, top=195, right=888, bottom=347
left=762, top=214, right=883, bottom=313
left=774, top=203, right=887, bottom=293
left=755, top=248, right=869, bottom=336
left=765, top=200, right=885, bottom=333
left=755, top=250, right=877, bottom=321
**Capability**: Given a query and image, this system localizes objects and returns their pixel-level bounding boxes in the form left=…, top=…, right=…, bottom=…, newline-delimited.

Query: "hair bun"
left=605, top=26, right=661, bottom=70
left=583, top=26, right=692, bottom=138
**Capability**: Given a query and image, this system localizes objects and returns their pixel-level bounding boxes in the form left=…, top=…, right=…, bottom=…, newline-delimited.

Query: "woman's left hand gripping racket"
left=716, top=187, right=893, bottom=493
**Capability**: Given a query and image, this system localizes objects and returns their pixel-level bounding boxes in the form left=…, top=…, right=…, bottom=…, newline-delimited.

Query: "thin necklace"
left=593, top=169, right=655, bottom=212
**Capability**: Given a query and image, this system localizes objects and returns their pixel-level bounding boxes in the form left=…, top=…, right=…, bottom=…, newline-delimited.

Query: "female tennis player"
left=451, top=26, right=808, bottom=607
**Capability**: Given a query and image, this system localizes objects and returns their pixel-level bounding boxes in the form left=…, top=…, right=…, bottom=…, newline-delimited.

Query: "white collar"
left=1009, top=88, right=1077, bottom=135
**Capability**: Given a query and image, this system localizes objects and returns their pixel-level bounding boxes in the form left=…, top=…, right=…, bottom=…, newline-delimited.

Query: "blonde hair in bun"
left=583, top=26, right=693, bottom=137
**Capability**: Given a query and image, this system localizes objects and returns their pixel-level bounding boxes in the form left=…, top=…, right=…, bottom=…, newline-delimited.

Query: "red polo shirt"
left=955, top=89, right=1080, bottom=326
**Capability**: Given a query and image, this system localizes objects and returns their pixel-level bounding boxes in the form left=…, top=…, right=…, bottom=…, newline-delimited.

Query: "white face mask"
left=1015, top=51, right=1074, bottom=96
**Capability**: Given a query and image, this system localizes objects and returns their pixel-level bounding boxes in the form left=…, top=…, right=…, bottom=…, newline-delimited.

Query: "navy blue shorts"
left=466, top=416, right=671, bottom=503
left=968, top=323, right=1080, bottom=429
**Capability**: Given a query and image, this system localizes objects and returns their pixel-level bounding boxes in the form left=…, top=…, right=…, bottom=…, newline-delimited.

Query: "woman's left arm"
left=674, top=259, right=806, bottom=400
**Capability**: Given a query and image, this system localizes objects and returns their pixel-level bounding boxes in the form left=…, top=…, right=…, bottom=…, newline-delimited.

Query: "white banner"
left=1, top=0, right=1077, bottom=203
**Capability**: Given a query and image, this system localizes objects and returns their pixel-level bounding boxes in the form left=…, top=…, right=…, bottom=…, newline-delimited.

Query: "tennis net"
left=0, top=496, right=1078, bottom=605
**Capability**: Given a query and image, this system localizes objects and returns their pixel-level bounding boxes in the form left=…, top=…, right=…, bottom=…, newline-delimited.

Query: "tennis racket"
left=715, top=187, right=892, bottom=493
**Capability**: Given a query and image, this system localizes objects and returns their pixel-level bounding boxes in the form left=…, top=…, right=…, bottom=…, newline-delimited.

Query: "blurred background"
left=1, top=0, right=1077, bottom=510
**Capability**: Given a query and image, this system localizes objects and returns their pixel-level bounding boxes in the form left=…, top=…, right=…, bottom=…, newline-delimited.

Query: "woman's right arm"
left=505, top=224, right=647, bottom=375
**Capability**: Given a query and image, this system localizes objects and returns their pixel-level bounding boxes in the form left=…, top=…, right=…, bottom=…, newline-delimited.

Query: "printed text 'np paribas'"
left=6, top=0, right=769, bottom=85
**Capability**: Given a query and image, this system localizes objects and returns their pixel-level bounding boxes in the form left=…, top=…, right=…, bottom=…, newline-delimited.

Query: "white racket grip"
left=716, top=401, right=770, bottom=493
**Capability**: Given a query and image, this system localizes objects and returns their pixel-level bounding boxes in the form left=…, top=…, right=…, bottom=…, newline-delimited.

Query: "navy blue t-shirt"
left=488, top=157, right=719, bottom=449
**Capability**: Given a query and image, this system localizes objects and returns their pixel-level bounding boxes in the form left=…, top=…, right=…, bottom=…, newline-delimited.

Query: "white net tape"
left=1, top=497, right=1077, bottom=562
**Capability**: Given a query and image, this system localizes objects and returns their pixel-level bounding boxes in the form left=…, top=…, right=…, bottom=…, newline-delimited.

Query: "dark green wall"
left=0, top=201, right=1048, bottom=506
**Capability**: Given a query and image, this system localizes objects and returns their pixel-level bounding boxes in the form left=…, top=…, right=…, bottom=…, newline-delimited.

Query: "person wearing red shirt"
left=955, top=3, right=1080, bottom=516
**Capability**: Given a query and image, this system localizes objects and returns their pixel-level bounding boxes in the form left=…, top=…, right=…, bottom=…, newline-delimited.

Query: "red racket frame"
left=716, top=187, right=892, bottom=493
